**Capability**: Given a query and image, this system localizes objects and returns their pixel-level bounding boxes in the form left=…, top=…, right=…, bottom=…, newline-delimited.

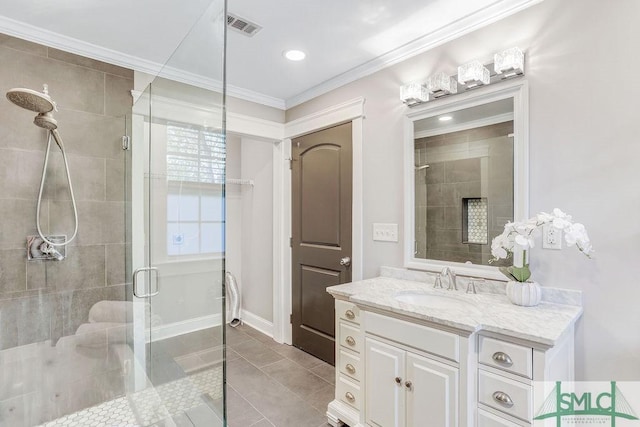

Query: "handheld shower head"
left=6, top=85, right=57, bottom=114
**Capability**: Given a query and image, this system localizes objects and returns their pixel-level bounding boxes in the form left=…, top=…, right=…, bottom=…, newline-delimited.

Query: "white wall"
left=225, top=133, right=243, bottom=295
left=239, top=137, right=275, bottom=322
left=286, top=0, right=640, bottom=380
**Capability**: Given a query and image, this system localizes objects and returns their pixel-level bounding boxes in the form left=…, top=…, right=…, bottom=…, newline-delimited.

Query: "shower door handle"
left=133, top=267, right=159, bottom=298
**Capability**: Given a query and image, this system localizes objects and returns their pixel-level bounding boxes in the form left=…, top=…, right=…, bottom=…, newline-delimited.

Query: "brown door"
left=291, top=122, right=352, bottom=365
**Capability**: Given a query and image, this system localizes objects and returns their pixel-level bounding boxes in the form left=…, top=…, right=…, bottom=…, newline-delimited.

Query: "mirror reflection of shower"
left=6, top=84, right=78, bottom=261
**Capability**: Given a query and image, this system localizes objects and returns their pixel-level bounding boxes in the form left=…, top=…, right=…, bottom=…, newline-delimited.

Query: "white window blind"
left=166, top=122, right=225, bottom=184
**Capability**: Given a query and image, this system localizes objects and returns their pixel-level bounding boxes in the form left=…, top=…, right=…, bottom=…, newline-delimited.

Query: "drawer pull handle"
left=492, top=351, right=514, bottom=367
left=345, top=392, right=355, bottom=402
left=346, top=364, right=356, bottom=374
left=492, top=391, right=514, bottom=408
left=345, top=336, right=356, bottom=346
left=395, top=376, right=402, bottom=384
left=345, top=309, right=356, bottom=320
left=405, top=381, right=413, bottom=390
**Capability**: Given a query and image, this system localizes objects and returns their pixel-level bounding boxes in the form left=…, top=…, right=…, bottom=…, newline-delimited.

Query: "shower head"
left=6, top=85, right=57, bottom=114
left=34, top=113, right=58, bottom=130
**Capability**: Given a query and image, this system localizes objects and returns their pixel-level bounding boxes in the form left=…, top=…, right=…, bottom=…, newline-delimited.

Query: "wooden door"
left=365, top=337, right=406, bottom=427
left=291, top=122, right=352, bottom=365
left=406, top=352, right=459, bottom=427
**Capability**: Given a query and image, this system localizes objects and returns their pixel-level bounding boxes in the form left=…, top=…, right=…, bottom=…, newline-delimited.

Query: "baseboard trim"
left=240, top=310, right=274, bottom=338
left=150, top=313, right=222, bottom=342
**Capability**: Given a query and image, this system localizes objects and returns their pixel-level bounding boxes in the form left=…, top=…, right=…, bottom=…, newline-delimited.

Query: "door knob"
left=340, top=256, right=351, bottom=267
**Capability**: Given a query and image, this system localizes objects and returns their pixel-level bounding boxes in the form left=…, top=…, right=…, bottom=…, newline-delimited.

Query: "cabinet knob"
left=345, top=336, right=356, bottom=346
left=346, top=364, right=356, bottom=374
left=345, top=309, right=355, bottom=320
left=405, top=381, right=413, bottom=390
left=492, top=391, right=514, bottom=408
left=395, top=376, right=402, bottom=384
left=492, top=351, right=514, bottom=367
left=345, top=392, right=355, bottom=402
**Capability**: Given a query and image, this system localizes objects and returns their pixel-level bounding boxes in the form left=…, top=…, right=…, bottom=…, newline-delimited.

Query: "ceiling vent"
left=227, top=13, right=262, bottom=37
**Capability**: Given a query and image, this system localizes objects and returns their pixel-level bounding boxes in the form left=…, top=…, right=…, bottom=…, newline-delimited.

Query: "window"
left=166, top=122, right=225, bottom=184
left=165, top=122, right=225, bottom=257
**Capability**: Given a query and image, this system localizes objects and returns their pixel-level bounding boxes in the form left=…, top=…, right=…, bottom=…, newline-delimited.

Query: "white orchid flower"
left=490, top=209, right=592, bottom=265
left=491, top=246, right=508, bottom=259
left=514, top=234, right=535, bottom=249
left=536, top=212, right=554, bottom=223
left=564, top=223, right=590, bottom=246
left=552, top=208, right=573, bottom=229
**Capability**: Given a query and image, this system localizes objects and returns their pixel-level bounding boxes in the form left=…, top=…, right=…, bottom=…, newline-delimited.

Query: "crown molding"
left=0, top=0, right=540, bottom=112
left=0, top=15, right=286, bottom=110
left=284, top=0, right=543, bottom=109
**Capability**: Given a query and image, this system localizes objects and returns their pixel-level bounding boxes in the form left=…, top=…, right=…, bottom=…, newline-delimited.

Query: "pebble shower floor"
left=37, top=365, right=223, bottom=427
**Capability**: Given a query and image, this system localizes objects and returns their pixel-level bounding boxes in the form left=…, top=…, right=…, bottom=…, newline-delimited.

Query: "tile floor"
left=33, top=324, right=335, bottom=427
left=225, top=324, right=335, bottom=427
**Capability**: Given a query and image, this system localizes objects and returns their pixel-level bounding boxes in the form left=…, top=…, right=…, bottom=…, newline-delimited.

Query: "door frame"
left=277, top=97, right=365, bottom=345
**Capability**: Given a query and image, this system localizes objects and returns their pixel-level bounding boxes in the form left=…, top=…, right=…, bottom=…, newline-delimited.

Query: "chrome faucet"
left=439, top=267, right=457, bottom=291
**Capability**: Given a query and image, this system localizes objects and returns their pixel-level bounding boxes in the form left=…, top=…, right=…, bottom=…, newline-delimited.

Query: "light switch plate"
left=373, top=223, right=398, bottom=242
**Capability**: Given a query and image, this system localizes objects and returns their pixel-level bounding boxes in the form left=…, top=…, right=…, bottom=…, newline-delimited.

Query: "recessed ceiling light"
left=439, top=115, right=453, bottom=122
left=284, top=50, right=306, bottom=61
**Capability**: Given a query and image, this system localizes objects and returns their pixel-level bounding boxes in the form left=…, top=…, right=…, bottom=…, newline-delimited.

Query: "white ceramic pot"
left=506, top=280, right=542, bottom=307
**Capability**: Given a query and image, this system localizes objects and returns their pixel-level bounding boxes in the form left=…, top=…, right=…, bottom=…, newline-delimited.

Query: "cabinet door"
left=365, top=337, right=405, bottom=427
left=406, top=352, right=459, bottom=427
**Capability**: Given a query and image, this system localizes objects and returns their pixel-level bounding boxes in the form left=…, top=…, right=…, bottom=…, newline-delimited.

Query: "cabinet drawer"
left=479, top=370, right=532, bottom=422
left=478, top=408, right=527, bottom=426
left=364, top=311, right=459, bottom=362
left=336, top=375, right=361, bottom=410
left=336, top=300, right=360, bottom=324
left=339, top=322, right=362, bottom=354
left=338, top=349, right=362, bottom=382
left=479, top=336, right=532, bottom=379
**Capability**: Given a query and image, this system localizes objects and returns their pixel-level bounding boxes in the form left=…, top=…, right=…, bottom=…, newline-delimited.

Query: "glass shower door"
left=124, top=0, right=227, bottom=424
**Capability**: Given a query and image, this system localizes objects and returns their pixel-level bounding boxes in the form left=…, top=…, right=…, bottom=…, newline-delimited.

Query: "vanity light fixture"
left=494, top=47, right=524, bottom=78
left=426, top=72, right=458, bottom=98
left=284, top=49, right=306, bottom=61
left=400, top=47, right=525, bottom=107
left=457, top=60, right=490, bottom=89
left=400, top=82, right=429, bottom=106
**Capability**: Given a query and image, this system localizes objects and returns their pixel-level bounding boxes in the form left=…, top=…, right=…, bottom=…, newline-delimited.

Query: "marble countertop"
left=327, top=276, right=583, bottom=347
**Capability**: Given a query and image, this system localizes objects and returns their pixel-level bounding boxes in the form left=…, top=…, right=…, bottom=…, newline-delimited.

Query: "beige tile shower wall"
left=0, top=34, right=133, bottom=349
left=414, top=122, right=513, bottom=264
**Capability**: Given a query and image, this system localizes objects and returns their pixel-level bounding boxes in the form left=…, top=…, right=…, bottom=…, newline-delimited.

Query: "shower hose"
left=35, top=130, right=78, bottom=246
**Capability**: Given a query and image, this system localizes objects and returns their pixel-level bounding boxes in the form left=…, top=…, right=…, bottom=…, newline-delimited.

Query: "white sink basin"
left=394, top=291, right=478, bottom=311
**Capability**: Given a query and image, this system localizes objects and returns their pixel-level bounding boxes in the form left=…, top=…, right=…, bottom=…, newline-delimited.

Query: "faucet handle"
left=466, top=278, right=485, bottom=294
left=433, top=275, right=443, bottom=289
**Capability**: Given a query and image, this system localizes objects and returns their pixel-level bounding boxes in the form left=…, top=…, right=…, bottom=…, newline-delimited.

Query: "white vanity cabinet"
left=328, top=301, right=470, bottom=427
left=365, top=337, right=458, bottom=427
left=326, top=278, right=580, bottom=427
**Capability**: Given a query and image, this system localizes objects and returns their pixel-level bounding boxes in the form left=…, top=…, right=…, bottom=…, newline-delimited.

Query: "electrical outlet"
left=542, top=224, right=562, bottom=250
left=373, top=223, right=398, bottom=242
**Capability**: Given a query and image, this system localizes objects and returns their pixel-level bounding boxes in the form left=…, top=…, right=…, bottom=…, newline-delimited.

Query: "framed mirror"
left=403, top=80, right=528, bottom=279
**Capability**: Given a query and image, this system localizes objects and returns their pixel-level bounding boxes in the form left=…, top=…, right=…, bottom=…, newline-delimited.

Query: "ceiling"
left=0, top=0, right=540, bottom=109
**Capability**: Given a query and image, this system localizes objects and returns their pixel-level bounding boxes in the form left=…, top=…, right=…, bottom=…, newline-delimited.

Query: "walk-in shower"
left=6, top=84, right=78, bottom=261
left=1, top=0, right=225, bottom=424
